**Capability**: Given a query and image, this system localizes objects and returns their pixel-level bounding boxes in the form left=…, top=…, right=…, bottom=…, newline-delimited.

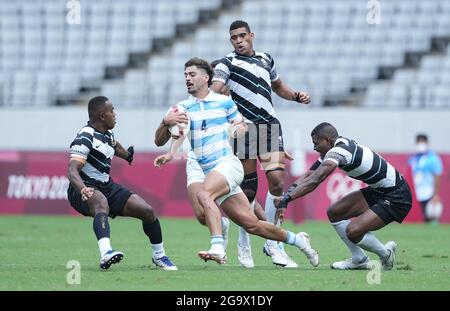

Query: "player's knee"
left=327, top=206, right=342, bottom=222
left=346, top=223, right=363, bottom=243
left=194, top=210, right=207, bottom=226
left=266, top=169, right=284, bottom=195
left=241, top=219, right=259, bottom=235
left=92, top=200, right=109, bottom=215
left=268, top=182, right=283, bottom=196
left=141, top=204, right=157, bottom=223
left=196, top=190, right=211, bottom=206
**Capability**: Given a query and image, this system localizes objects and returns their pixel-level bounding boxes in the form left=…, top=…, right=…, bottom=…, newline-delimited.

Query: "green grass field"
left=1, top=215, right=449, bottom=291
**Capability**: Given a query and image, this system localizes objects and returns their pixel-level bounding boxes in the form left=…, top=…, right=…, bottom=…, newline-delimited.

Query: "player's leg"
left=187, top=182, right=207, bottom=226
left=80, top=188, right=124, bottom=270
left=188, top=182, right=230, bottom=251
left=259, top=150, right=297, bottom=267
left=237, top=159, right=258, bottom=267
left=346, top=180, right=412, bottom=271
left=346, top=208, right=395, bottom=270
left=122, top=193, right=177, bottom=270
left=220, top=192, right=319, bottom=267
left=327, top=190, right=371, bottom=269
left=196, top=171, right=231, bottom=263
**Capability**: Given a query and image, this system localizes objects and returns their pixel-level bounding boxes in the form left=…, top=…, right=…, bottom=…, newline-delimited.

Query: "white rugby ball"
left=165, top=105, right=190, bottom=139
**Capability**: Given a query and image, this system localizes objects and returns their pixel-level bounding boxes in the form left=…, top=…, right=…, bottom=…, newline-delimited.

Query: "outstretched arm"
left=274, top=161, right=337, bottom=221
left=289, top=160, right=337, bottom=200
left=271, top=78, right=311, bottom=104
left=154, top=135, right=186, bottom=168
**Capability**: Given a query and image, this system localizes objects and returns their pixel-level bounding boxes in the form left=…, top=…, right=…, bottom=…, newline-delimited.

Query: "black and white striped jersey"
left=69, top=123, right=116, bottom=183
left=317, top=137, right=399, bottom=189
left=212, top=51, right=279, bottom=124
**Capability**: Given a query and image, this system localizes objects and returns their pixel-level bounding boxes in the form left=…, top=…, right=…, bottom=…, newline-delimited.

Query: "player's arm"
left=154, top=135, right=186, bottom=168
left=114, top=141, right=134, bottom=165
left=225, top=100, right=247, bottom=138
left=154, top=110, right=189, bottom=146
left=67, top=157, right=94, bottom=201
left=271, top=78, right=311, bottom=105
left=211, top=61, right=230, bottom=94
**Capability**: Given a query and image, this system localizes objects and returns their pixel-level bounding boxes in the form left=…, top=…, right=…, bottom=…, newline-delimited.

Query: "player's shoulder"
left=209, top=91, right=230, bottom=101
left=335, top=137, right=351, bottom=147
left=255, top=51, right=273, bottom=62
left=78, top=125, right=94, bottom=136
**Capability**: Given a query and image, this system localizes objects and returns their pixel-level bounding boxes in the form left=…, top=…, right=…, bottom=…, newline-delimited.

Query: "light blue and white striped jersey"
left=178, top=91, right=242, bottom=174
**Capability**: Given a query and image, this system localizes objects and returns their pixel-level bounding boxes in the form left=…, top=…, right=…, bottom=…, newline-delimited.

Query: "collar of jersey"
left=186, top=90, right=216, bottom=106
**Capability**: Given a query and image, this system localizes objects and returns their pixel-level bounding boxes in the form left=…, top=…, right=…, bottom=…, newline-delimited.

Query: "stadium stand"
left=0, top=0, right=449, bottom=108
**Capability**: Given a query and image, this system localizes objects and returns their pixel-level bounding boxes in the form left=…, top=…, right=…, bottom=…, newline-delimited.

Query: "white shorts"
left=186, top=155, right=244, bottom=205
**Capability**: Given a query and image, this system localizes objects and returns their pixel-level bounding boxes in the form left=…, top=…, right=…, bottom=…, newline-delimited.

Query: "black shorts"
left=360, top=178, right=412, bottom=224
left=233, top=117, right=285, bottom=160
left=67, top=179, right=133, bottom=218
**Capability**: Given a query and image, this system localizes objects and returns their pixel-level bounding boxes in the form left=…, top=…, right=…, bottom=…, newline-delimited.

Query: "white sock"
left=238, top=226, right=250, bottom=246
left=221, top=217, right=229, bottom=250
left=265, top=191, right=278, bottom=247
left=332, top=220, right=367, bottom=263
left=98, top=237, right=112, bottom=257
left=357, top=232, right=389, bottom=259
left=286, top=231, right=307, bottom=249
left=152, top=242, right=165, bottom=259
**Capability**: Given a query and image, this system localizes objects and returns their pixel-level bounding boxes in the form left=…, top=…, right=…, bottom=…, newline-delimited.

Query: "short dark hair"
left=229, top=20, right=251, bottom=33
left=416, top=133, right=428, bottom=142
left=88, top=96, right=109, bottom=119
left=185, top=57, right=213, bottom=86
left=311, top=122, right=339, bottom=139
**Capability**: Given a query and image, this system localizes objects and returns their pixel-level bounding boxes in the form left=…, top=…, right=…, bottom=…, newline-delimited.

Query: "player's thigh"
left=259, top=151, right=285, bottom=172
left=187, top=182, right=205, bottom=216
left=86, top=190, right=109, bottom=216
left=327, top=190, right=370, bottom=222
left=220, top=192, right=258, bottom=228
left=201, top=171, right=230, bottom=199
left=122, top=194, right=155, bottom=221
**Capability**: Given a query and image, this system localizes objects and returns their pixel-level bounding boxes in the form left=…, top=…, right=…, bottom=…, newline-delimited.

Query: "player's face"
left=230, top=27, right=254, bottom=56
left=184, top=66, right=209, bottom=95
left=312, top=134, right=331, bottom=157
left=101, top=101, right=116, bottom=129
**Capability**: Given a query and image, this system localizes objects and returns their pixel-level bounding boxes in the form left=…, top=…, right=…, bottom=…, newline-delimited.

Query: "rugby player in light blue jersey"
left=154, top=57, right=319, bottom=267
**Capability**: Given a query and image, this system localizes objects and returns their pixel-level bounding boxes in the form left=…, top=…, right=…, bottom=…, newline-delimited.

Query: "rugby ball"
left=165, top=105, right=190, bottom=139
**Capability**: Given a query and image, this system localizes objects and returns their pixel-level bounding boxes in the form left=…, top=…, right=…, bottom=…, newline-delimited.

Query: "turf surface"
left=1, top=215, right=449, bottom=290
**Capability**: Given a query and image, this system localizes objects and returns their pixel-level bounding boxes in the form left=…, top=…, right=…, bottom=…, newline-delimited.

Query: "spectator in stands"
left=408, top=134, right=443, bottom=223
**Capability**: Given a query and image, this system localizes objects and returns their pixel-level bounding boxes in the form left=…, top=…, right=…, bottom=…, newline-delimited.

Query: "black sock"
left=142, top=218, right=163, bottom=244
left=93, top=213, right=110, bottom=240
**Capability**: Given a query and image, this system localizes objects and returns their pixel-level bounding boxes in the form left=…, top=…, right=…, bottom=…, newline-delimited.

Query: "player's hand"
left=294, top=91, right=311, bottom=105
left=284, top=150, right=294, bottom=161
left=163, top=110, right=189, bottom=126
left=80, top=186, right=94, bottom=201
left=229, top=120, right=247, bottom=138
left=154, top=153, right=173, bottom=168
left=274, top=197, right=288, bottom=224
left=126, top=146, right=134, bottom=165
